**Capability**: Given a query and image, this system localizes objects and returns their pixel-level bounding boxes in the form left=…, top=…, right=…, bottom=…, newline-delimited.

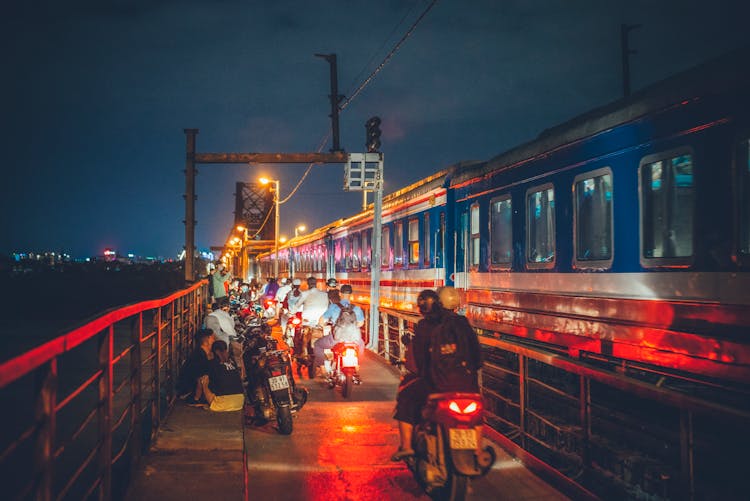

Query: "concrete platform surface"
left=125, top=400, right=245, bottom=501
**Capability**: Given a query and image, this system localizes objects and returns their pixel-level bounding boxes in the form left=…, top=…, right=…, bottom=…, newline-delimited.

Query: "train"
left=258, top=46, right=750, bottom=385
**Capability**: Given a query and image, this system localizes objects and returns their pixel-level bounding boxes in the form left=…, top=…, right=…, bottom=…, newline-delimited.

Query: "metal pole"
left=184, top=129, right=198, bottom=283
left=621, top=24, right=640, bottom=98
left=315, top=53, right=343, bottom=152
left=274, top=179, right=280, bottom=278
left=368, top=154, right=383, bottom=350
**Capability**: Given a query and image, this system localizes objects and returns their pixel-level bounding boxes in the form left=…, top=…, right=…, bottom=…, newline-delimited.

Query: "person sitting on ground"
left=313, top=284, right=365, bottom=375
left=204, top=296, right=245, bottom=382
left=197, top=340, right=245, bottom=412
left=177, top=329, right=215, bottom=404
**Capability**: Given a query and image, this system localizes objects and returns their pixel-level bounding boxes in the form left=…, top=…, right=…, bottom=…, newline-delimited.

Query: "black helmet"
left=326, top=278, right=338, bottom=288
left=340, top=284, right=352, bottom=294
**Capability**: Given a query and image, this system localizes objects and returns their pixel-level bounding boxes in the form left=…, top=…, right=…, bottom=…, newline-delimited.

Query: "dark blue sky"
left=2, top=0, right=749, bottom=258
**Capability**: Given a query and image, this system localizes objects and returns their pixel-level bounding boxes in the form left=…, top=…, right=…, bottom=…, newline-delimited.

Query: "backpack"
left=428, top=313, right=479, bottom=392
left=334, top=302, right=358, bottom=330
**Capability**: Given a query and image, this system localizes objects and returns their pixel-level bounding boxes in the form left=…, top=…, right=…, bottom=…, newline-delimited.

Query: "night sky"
left=3, top=0, right=749, bottom=259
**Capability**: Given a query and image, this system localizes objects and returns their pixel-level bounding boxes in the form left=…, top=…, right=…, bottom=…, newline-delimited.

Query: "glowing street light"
left=294, top=224, right=306, bottom=238
left=259, top=176, right=280, bottom=277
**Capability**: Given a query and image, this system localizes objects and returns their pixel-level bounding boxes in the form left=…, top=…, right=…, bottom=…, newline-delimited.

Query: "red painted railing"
left=0, top=281, right=208, bottom=500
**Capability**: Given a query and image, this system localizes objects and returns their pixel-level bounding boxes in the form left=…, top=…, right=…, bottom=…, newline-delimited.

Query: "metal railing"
left=0, top=281, right=208, bottom=500
left=365, top=306, right=750, bottom=500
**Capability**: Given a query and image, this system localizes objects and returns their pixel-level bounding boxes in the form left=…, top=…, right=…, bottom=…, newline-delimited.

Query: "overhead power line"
left=340, top=0, right=438, bottom=111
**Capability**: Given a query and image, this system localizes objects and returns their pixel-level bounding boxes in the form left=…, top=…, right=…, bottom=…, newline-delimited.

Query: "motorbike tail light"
left=341, top=348, right=359, bottom=368
left=445, top=399, right=482, bottom=416
left=265, top=300, right=274, bottom=308
left=291, top=317, right=301, bottom=326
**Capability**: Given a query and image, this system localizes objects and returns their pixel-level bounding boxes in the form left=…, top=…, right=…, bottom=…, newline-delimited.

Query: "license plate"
left=449, top=428, right=478, bottom=450
left=268, top=375, right=289, bottom=391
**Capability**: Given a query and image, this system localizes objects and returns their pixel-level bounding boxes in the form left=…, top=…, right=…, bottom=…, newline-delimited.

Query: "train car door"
left=453, top=209, right=469, bottom=290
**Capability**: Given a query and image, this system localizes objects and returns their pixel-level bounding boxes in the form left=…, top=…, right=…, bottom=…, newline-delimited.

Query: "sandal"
left=390, top=448, right=415, bottom=461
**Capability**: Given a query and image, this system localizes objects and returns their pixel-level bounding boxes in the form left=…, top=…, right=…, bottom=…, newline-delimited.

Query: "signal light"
left=365, top=116, right=382, bottom=153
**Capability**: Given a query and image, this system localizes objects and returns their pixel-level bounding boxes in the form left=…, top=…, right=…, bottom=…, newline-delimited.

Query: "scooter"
left=286, top=313, right=315, bottom=379
left=405, top=393, right=495, bottom=500
left=243, top=330, right=307, bottom=435
left=323, top=342, right=361, bottom=398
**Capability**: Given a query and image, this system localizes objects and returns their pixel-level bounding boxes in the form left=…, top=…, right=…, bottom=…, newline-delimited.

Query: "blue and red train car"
left=259, top=47, right=750, bottom=384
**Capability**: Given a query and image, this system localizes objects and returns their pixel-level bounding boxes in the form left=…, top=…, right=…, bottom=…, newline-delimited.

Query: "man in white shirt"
left=291, top=277, right=330, bottom=333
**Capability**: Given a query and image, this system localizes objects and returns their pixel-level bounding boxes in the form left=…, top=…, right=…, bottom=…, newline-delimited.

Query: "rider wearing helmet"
left=391, top=287, right=482, bottom=461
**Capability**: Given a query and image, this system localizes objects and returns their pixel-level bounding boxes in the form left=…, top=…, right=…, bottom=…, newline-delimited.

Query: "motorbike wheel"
left=342, top=373, right=353, bottom=398
left=276, top=405, right=293, bottom=435
left=443, top=473, right=468, bottom=501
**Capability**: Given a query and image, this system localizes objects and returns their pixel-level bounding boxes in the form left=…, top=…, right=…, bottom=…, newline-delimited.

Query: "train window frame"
left=638, top=147, right=696, bottom=268
left=573, top=167, right=614, bottom=270
left=408, top=218, right=420, bottom=266
left=735, top=135, right=750, bottom=266
left=423, top=212, right=431, bottom=267
left=525, top=183, right=556, bottom=269
left=470, top=203, right=480, bottom=270
left=394, top=221, right=404, bottom=267
left=381, top=225, right=391, bottom=269
left=489, top=194, right=513, bottom=270
left=351, top=232, right=360, bottom=270
left=362, top=229, right=371, bottom=270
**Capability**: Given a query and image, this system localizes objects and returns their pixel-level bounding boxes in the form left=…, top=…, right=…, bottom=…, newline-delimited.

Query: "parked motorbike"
left=406, top=392, right=495, bottom=500
left=242, top=329, right=307, bottom=435
left=323, top=342, right=361, bottom=398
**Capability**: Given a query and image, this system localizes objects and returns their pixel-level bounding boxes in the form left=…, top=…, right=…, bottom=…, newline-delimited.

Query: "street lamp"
left=294, top=224, right=306, bottom=238
left=259, top=177, right=280, bottom=278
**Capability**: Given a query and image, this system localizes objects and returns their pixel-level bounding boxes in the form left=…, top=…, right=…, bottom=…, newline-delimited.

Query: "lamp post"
left=259, top=177, right=280, bottom=278
left=235, top=225, right=248, bottom=280
left=294, top=224, right=306, bottom=238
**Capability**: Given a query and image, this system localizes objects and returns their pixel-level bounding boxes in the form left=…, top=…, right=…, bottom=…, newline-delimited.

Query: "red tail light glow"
left=291, top=317, right=301, bottom=326
left=447, top=399, right=481, bottom=415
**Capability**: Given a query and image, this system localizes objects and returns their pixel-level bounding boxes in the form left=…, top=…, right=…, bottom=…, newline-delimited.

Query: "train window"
left=740, top=138, right=750, bottom=257
left=526, top=184, right=555, bottom=267
left=574, top=169, right=613, bottom=267
left=639, top=150, right=694, bottom=264
left=423, top=212, right=431, bottom=266
left=362, top=230, right=371, bottom=270
left=408, top=219, right=419, bottom=265
left=382, top=226, right=391, bottom=268
left=343, top=237, right=351, bottom=270
left=490, top=195, right=512, bottom=267
left=352, top=233, right=360, bottom=269
left=470, top=204, right=480, bottom=268
left=394, top=222, right=404, bottom=266
left=436, top=212, right=445, bottom=268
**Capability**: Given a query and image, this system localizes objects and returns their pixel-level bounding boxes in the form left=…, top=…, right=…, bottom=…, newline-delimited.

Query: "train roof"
left=450, top=45, right=750, bottom=185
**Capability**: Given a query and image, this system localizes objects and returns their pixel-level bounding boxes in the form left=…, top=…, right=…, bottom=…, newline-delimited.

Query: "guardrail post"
left=34, top=359, right=57, bottom=501
left=680, top=410, right=695, bottom=501
left=130, top=313, right=143, bottom=474
left=579, top=375, right=591, bottom=467
left=168, top=300, right=176, bottom=404
left=98, top=326, right=114, bottom=498
left=152, top=307, right=162, bottom=432
left=519, top=354, right=527, bottom=449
